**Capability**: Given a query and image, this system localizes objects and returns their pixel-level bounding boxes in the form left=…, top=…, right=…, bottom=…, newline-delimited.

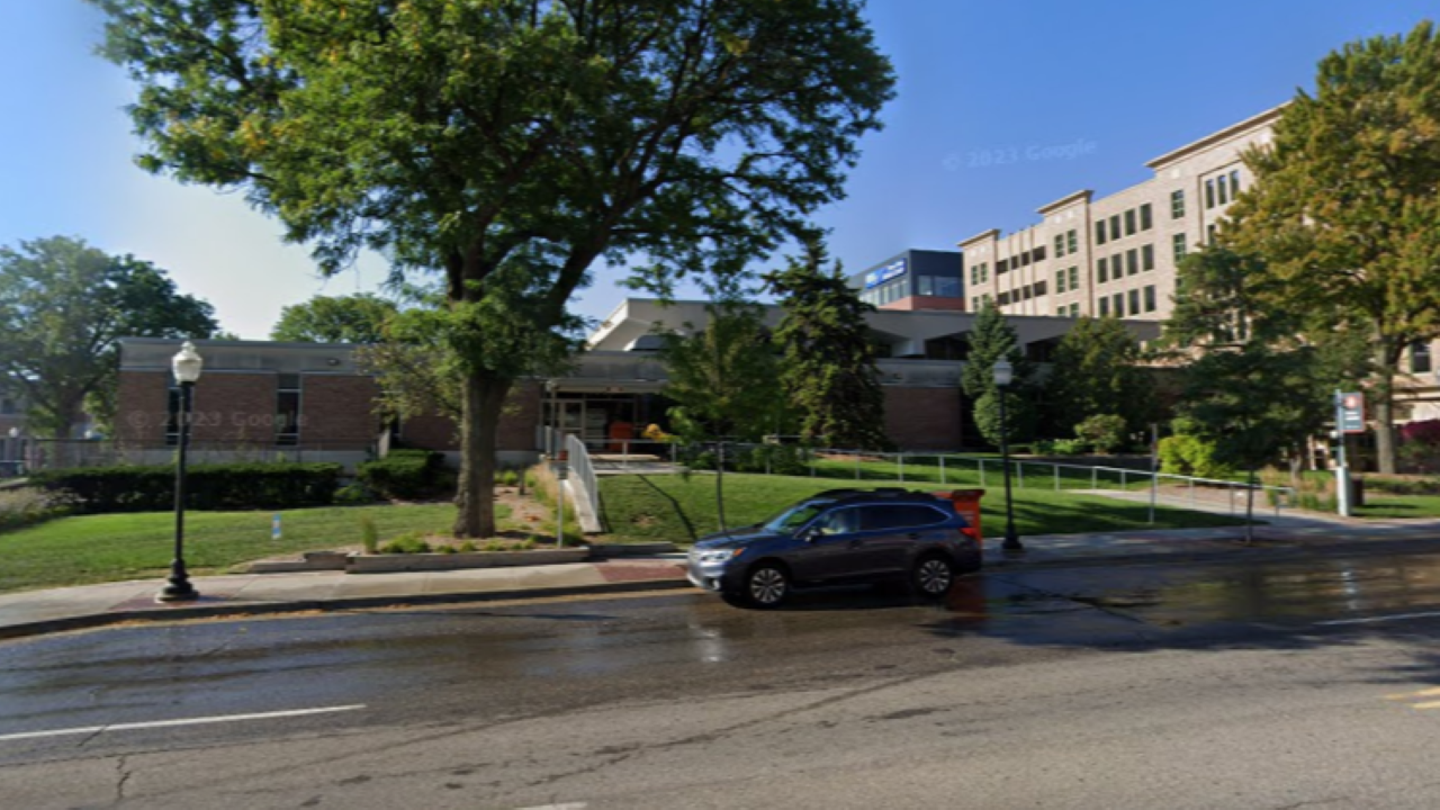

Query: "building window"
left=1096, top=221, right=1108, bottom=246
left=999, top=291, right=1010, bottom=306
left=1140, top=204, right=1153, bottom=231
left=1099, top=297, right=1110, bottom=317
left=1205, top=179, right=1216, bottom=209
left=1217, top=174, right=1229, bottom=205
left=1055, top=269, right=1066, bottom=294
left=1098, top=257, right=1108, bottom=283
left=1413, top=341, right=1433, bottom=374
left=1021, top=250, right=1032, bottom=266
left=0, top=397, right=13, bottom=416
left=972, top=297, right=980, bottom=311
left=1142, top=244, right=1154, bottom=271
left=1128, top=289, right=1140, bottom=316
left=1230, top=169, right=1241, bottom=194
left=1173, top=233, right=1188, bottom=261
left=1171, top=189, right=1185, bottom=219
left=1144, top=285, right=1157, bottom=313
left=1110, top=214, right=1121, bottom=241
left=1127, top=248, right=1139, bottom=276
left=1112, top=293, right=1123, bottom=316
left=1125, top=209, right=1137, bottom=236
left=997, top=259, right=1009, bottom=274
left=1034, top=280, right=1047, bottom=296
left=1068, top=266, right=1078, bottom=290
left=1054, top=234, right=1065, bottom=258
left=1069, top=303, right=1080, bottom=317
left=277, top=375, right=301, bottom=446
left=1067, top=229, right=1078, bottom=254
left=919, top=276, right=934, bottom=296
left=1207, top=223, right=1217, bottom=243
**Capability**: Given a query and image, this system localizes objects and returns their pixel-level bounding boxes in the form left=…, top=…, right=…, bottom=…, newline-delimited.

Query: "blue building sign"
left=864, top=258, right=908, bottom=289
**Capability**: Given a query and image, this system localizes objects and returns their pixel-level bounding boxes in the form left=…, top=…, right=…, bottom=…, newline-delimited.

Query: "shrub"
left=357, top=450, right=451, bottom=500
left=733, top=444, right=809, bottom=475
left=0, top=486, right=77, bottom=531
left=360, top=515, right=379, bottom=554
left=29, top=463, right=342, bottom=514
left=334, top=483, right=377, bottom=505
left=499, top=469, right=519, bottom=487
left=379, top=531, right=432, bottom=554
left=1074, top=414, right=1128, bottom=455
left=1052, top=438, right=1088, bottom=456
left=1030, top=439, right=1057, bottom=456
left=1158, top=435, right=1232, bottom=479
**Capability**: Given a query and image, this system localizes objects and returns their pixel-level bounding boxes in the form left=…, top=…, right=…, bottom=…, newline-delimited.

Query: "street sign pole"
left=1334, top=389, right=1351, bottom=518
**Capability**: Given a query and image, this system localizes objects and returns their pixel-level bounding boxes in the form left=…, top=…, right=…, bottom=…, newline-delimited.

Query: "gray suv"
left=686, top=488, right=982, bottom=607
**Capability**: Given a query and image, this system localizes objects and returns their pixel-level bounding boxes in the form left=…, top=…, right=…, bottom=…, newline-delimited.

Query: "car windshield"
left=762, top=500, right=833, bottom=533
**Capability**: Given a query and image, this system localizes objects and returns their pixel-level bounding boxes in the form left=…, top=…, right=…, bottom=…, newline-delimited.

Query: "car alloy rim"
left=750, top=569, right=786, bottom=604
left=918, top=559, right=952, bottom=594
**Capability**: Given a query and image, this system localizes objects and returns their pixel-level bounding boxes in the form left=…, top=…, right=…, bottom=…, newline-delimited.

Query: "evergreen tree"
left=961, top=300, right=1035, bottom=447
left=766, top=240, right=889, bottom=450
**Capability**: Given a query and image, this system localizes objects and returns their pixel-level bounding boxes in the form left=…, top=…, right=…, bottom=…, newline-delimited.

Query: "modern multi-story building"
left=849, top=249, right=966, bottom=312
left=960, top=106, right=1281, bottom=323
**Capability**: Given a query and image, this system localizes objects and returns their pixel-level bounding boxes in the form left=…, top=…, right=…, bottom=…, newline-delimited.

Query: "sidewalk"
left=2, top=506, right=1438, bottom=640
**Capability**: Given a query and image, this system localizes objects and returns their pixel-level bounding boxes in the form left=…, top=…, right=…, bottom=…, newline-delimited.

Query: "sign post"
left=1334, top=390, right=1365, bottom=517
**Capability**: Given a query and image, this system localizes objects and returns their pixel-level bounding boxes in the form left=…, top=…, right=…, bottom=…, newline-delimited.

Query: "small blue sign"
left=863, top=258, right=908, bottom=289
left=1338, top=392, right=1365, bottom=434
left=272, top=513, right=282, bottom=540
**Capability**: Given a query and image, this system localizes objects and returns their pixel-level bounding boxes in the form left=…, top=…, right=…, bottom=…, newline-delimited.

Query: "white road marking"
left=1315, top=610, right=1440, bottom=627
left=0, top=704, right=366, bottom=743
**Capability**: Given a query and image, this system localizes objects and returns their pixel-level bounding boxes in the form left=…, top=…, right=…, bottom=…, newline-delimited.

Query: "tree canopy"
left=1043, top=316, right=1154, bottom=440
left=93, top=0, right=896, bottom=536
left=0, top=236, right=218, bottom=439
left=1223, top=20, right=1440, bottom=473
left=766, top=240, right=889, bottom=450
left=657, top=300, right=789, bottom=444
left=270, top=293, right=399, bottom=344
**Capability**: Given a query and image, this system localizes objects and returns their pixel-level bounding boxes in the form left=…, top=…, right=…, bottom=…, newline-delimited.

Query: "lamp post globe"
left=992, top=358, right=1024, bottom=553
left=158, top=340, right=203, bottom=602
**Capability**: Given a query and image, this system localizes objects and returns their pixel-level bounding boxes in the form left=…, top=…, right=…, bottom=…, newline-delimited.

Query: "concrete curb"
left=0, top=578, right=694, bottom=642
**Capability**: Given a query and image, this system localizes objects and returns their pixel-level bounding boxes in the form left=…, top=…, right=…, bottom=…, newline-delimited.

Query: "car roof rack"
left=808, top=487, right=937, bottom=504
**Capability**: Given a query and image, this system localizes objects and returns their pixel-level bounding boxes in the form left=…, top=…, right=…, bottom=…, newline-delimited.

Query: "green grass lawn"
left=596, top=472, right=1245, bottom=545
left=0, top=503, right=506, bottom=594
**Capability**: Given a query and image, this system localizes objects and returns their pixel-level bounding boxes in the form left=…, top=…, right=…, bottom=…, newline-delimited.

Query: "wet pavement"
left=0, top=498, right=1438, bottom=640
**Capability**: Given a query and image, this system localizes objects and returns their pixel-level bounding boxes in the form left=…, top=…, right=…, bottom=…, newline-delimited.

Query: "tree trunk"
left=453, top=369, right=512, bottom=538
left=1375, top=349, right=1398, bottom=475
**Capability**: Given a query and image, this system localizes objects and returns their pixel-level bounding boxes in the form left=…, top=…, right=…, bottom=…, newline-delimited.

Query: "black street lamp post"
left=158, top=341, right=203, bottom=602
left=993, top=358, right=1024, bottom=553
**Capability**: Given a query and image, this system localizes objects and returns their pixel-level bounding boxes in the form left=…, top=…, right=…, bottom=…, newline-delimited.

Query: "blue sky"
left=1, top=1, right=1435, bottom=338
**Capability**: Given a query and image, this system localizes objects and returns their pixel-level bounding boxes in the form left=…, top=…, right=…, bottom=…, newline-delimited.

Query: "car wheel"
left=912, top=555, right=955, bottom=599
left=746, top=564, right=790, bottom=608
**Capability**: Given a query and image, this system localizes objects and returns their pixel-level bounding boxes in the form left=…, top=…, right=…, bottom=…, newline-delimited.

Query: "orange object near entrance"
left=934, top=489, right=985, bottom=546
left=607, top=421, right=634, bottom=451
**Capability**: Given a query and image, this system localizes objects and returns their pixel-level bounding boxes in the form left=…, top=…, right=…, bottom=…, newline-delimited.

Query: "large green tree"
left=270, top=293, right=398, bottom=344
left=92, top=0, right=896, bottom=537
left=0, top=236, right=218, bottom=439
left=1224, top=20, right=1440, bottom=474
left=765, top=240, right=888, bottom=450
left=657, top=300, right=788, bottom=443
left=1043, top=316, right=1154, bottom=440
left=1162, top=246, right=1356, bottom=528
left=961, top=299, right=1035, bottom=447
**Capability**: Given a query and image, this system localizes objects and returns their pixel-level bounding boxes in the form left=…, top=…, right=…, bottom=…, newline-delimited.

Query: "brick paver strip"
left=594, top=562, right=687, bottom=583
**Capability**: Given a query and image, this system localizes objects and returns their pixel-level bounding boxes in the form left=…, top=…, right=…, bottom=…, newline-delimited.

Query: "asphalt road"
left=3, top=551, right=1440, bottom=809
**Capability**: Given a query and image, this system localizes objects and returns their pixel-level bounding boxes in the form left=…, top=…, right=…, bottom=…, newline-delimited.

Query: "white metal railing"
left=662, top=445, right=1296, bottom=522
left=539, top=427, right=601, bottom=525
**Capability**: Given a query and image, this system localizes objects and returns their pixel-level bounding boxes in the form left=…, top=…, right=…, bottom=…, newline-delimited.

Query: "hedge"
left=29, top=462, right=343, bottom=513
left=357, top=449, right=453, bottom=500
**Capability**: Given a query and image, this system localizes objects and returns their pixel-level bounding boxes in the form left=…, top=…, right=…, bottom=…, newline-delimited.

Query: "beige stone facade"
left=960, top=106, right=1282, bottom=323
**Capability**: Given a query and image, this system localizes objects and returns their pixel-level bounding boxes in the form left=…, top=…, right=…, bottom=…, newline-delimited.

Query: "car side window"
left=859, top=504, right=947, bottom=531
left=812, top=506, right=860, bottom=535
